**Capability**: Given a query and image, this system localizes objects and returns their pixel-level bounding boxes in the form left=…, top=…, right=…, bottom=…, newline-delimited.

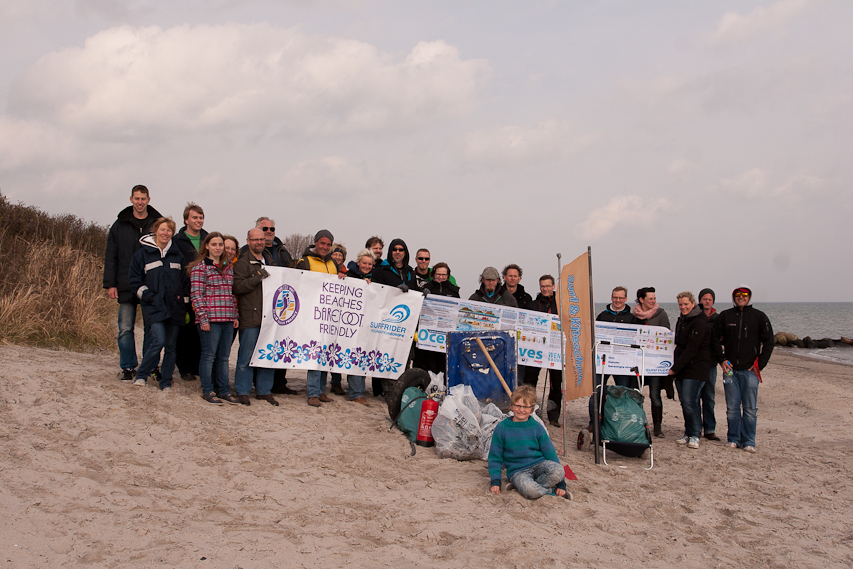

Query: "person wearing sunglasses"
left=254, top=217, right=297, bottom=395
left=371, top=238, right=414, bottom=289
left=710, top=286, right=774, bottom=453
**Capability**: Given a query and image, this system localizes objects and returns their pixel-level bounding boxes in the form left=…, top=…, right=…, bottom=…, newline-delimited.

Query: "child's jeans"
left=509, top=460, right=564, bottom=499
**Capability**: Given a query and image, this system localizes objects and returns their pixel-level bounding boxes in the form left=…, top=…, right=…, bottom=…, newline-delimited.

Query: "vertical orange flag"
left=559, top=251, right=594, bottom=401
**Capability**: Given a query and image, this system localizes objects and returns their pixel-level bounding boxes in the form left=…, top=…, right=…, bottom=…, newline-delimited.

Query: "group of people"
left=103, top=185, right=566, bottom=412
left=592, top=285, right=774, bottom=452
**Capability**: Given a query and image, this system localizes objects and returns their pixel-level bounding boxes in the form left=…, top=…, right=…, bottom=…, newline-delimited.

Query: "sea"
left=600, top=302, right=853, bottom=367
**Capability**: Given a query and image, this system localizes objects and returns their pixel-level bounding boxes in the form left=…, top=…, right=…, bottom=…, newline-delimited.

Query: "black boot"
left=652, top=406, right=664, bottom=438
left=664, top=377, right=675, bottom=400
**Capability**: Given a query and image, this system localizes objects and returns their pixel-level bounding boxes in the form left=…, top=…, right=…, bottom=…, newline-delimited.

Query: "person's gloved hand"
left=258, top=268, right=270, bottom=279
left=397, top=283, right=409, bottom=293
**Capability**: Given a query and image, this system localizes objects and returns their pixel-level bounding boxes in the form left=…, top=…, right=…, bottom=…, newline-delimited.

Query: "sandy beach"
left=1, top=344, right=851, bottom=568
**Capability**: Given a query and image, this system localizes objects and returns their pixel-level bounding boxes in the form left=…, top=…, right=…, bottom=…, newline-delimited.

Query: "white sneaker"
left=133, top=378, right=145, bottom=386
left=726, top=442, right=739, bottom=448
left=676, top=436, right=689, bottom=445
left=161, top=386, right=172, bottom=393
left=687, top=437, right=700, bottom=449
left=743, top=445, right=757, bottom=453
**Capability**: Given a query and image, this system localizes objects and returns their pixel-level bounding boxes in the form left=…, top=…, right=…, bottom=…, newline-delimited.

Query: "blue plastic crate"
left=446, top=330, right=517, bottom=408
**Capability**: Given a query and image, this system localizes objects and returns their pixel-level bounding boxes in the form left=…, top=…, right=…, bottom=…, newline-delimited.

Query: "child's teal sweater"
left=487, top=417, right=566, bottom=490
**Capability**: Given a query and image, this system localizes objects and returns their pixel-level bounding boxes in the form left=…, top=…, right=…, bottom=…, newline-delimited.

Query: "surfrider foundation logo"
left=272, top=284, right=299, bottom=325
left=382, top=304, right=411, bottom=324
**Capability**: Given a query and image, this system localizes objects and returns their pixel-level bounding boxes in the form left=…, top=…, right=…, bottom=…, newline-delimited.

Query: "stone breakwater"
left=774, top=332, right=853, bottom=350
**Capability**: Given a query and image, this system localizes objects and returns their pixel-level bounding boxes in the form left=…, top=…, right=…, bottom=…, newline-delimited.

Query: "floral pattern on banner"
left=257, top=339, right=402, bottom=374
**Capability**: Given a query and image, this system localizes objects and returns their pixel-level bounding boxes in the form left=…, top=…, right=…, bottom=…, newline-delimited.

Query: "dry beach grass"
left=1, top=345, right=851, bottom=568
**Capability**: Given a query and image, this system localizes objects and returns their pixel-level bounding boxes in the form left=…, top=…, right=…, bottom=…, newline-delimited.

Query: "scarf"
left=632, top=302, right=659, bottom=321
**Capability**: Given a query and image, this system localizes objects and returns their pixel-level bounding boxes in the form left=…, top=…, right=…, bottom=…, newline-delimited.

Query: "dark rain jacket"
left=127, top=234, right=189, bottom=325
left=711, top=305, right=775, bottom=371
left=372, top=238, right=414, bottom=287
left=103, top=205, right=162, bottom=303
left=173, top=226, right=209, bottom=266
left=424, top=280, right=460, bottom=298
left=505, top=283, right=533, bottom=310
left=596, top=304, right=636, bottom=323
left=469, top=284, right=518, bottom=307
left=531, top=293, right=559, bottom=315
left=671, top=305, right=712, bottom=380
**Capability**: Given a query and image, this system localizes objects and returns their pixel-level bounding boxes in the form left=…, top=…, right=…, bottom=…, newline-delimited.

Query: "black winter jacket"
left=596, top=304, right=636, bottom=323
left=505, top=284, right=533, bottom=310
left=469, top=285, right=518, bottom=307
left=671, top=306, right=712, bottom=379
left=127, top=235, right=189, bottom=325
left=174, top=226, right=208, bottom=265
left=424, top=280, right=460, bottom=298
left=238, top=237, right=293, bottom=268
left=103, top=205, right=162, bottom=303
left=531, top=293, right=558, bottom=315
left=711, top=305, right=775, bottom=370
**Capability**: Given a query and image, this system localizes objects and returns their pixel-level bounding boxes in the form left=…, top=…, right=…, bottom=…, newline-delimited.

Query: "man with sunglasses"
left=408, top=248, right=433, bottom=291
left=710, top=286, right=775, bottom=453
left=372, top=238, right=414, bottom=288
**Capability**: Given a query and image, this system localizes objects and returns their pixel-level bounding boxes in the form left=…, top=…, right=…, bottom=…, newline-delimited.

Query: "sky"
left=1, top=0, right=850, bottom=303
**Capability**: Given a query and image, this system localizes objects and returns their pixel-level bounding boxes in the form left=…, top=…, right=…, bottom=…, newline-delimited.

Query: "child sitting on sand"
left=488, top=385, right=569, bottom=500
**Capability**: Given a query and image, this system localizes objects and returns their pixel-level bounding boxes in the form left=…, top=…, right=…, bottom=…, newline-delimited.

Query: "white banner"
left=415, top=296, right=564, bottom=369
left=250, top=267, right=424, bottom=379
left=594, top=322, right=674, bottom=377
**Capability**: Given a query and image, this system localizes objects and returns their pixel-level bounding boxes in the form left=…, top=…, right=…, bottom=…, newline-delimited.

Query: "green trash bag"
left=397, top=386, right=426, bottom=442
left=600, top=386, right=648, bottom=444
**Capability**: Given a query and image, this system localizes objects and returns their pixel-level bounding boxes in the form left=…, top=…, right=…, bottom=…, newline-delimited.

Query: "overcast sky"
left=1, top=0, right=849, bottom=303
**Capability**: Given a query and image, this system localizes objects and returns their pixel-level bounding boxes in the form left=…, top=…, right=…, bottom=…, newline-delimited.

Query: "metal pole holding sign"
left=588, top=246, right=601, bottom=465
left=556, top=253, right=567, bottom=455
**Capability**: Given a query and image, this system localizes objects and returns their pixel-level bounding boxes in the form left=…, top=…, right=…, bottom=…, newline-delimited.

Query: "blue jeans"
left=589, top=374, right=636, bottom=425
left=701, top=367, right=717, bottom=434
left=509, top=460, right=565, bottom=499
left=347, top=375, right=365, bottom=399
left=235, top=327, right=273, bottom=396
left=725, top=369, right=759, bottom=448
left=307, top=370, right=328, bottom=398
left=136, top=320, right=179, bottom=389
left=199, top=323, right=234, bottom=397
left=117, top=301, right=149, bottom=370
left=676, top=378, right=705, bottom=438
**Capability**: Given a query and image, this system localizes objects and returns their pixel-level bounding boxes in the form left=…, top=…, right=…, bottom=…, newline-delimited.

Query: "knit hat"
left=314, top=229, right=334, bottom=243
left=698, top=288, right=715, bottom=302
left=481, top=266, right=500, bottom=281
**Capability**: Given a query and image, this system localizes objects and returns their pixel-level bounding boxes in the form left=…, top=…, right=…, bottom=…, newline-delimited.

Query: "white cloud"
left=709, top=0, right=820, bottom=47
left=461, top=119, right=590, bottom=165
left=7, top=24, right=490, bottom=139
left=720, top=167, right=769, bottom=196
left=575, top=195, right=668, bottom=241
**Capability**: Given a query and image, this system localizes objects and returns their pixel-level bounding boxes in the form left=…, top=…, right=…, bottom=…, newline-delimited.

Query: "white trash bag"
left=432, top=385, right=507, bottom=461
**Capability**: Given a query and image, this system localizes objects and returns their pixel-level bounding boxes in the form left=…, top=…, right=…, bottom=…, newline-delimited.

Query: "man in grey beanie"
left=469, top=266, right=518, bottom=306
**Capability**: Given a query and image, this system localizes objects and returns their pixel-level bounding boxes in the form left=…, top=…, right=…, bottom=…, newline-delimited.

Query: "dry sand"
left=1, top=344, right=852, bottom=568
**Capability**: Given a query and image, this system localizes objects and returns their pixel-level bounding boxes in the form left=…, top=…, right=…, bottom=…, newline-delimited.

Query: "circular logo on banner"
left=272, top=284, right=299, bottom=326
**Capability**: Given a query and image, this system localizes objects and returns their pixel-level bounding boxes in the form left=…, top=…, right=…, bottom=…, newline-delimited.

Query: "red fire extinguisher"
left=416, top=396, right=439, bottom=447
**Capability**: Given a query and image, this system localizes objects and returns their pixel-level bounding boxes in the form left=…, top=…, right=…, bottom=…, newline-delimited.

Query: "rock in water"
left=841, top=337, right=853, bottom=346
left=785, top=332, right=799, bottom=343
left=803, top=336, right=816, bottom=349
left=815, top=338, right=834, bottom=349
left=775, top=332, right=788, bottom=346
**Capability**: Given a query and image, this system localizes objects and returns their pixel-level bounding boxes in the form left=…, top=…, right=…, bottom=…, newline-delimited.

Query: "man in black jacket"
left=528, top=275, right=563, bottom=427
left=174, top=202, right=208, bottom=381
left=711, top=286, right=774, bottom=453
left=255, top=216, right=296, bottom=394
left=588, top=286, right=637, bottom=430
left=469, top=267, right=517, bottom=306
left=103, top=185, right=162, bottom=382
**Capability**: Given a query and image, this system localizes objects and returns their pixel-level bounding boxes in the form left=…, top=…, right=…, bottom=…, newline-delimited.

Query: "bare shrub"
left=282, top=233, right=314, bottom=259
left=0, top=193, right=114, bottom=349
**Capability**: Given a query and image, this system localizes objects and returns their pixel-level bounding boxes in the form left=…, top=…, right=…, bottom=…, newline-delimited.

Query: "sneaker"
left=121, top=369, right=135, bottom=382
left=743, top=445, right=757, bottom=453
left=318, top=393, right=334, bottom=403
left=687, top=437, right=700, bottom=449
left=161, top=386, right=172, bottom=393
left=307, top=397, right=322, bottom=407
left=330, top=384, right=345, bottom=396
left=202, top=392, right=224, bottom=405
left=350, top=397, right=370, bottom=406
left=704, top=432, right=721, bottom=441
left=236, top=395, right=251, bottom=406
left=676, top=436, right=689, bottom=445
left=256, top=394, right=280, bottom=406
left=133, top=378, right=146, bottom=386
left=218, top=393, right=239, bottom=405
left=727, top=442, right=739, bottom=448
